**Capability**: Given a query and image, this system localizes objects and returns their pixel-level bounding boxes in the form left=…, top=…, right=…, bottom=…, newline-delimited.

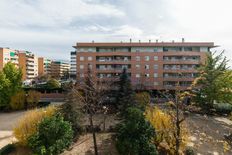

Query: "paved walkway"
left=0, top=111, right=25, bottom=149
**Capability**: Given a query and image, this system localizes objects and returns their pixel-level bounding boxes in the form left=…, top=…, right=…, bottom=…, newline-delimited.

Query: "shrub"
left=46, top=78, right=60, bottom=89
left=59, top=95, right=83, bottom=138
left=28, top=114, right=73, bottom=155
left=214, top=103, right=232, bottom=114
left=145, top=107, right=189, bottom=155
left=26, top=90, right=41, bottom=109
left=116, top=107, right=157, bottom=155
left=10, top=91, right=26, bottom=110
left=229, top=112, right=232, bottom=121
left=185, top=147, right=195, bottom=155
left=13, top=106, right=56, bottom=145
left=0, top=144, right=16, bottom=155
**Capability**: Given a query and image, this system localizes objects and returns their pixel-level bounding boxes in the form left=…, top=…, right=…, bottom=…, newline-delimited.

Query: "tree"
left=115, top=68, right=136, bottom=115
left=116, top=107, right=157, bottom=155
left=0, top=62, right=22, bottom=109
left=60, top=91, right=83, bottom=139
left=10, top=90, right=26, bottom=110
left=46, top=78, right=60, bottom=89
left=192, top=51, right=232, bottom=109
left=135, top=91, right=151, bottom=109
left=70, top=65, right=109, bottom=155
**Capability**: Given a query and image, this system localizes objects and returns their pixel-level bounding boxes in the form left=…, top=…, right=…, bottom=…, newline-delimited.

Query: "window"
left=136, top=56, right=140, bottom=61
left=154, top=56, right=158, bottom=61
left=145, top=65, right=149, bottom=69
left=145, top=56, right=150, bottom=61
left=154, top=48, right=158, bottom=52
left=80, top=65, right=84, bottom=69
left=80, top=56, right=84, bottom=61
left=145, top=74, right=150, bottom=78
left=154, top=73, right=158, bottom=78
left=88, top=56, right=92, bottom=61
left=135, top=64, right=140, bottom=69
left=154, top=82, right=159, bottom=86
left=136, top=74, right=140, bottom=78
left=154, top=64, right=158, bottom=70
left=163, top=47, right=169, bottom=52
left=184, top=47, right=193, bottom=51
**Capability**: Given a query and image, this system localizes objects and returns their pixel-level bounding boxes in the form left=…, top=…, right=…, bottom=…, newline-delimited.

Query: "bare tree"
left=159, top=74, right=191, bottom=155
left=71, top=65, right=110, bottom=155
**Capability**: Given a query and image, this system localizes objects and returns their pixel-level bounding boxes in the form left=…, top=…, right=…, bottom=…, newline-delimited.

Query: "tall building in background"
left=51, top=61, right=70, bottom=79
left=73, top=40, right=215, bottom=90
left=70, top=51, right=77, bottom=79
left=18, top=51, right=38, bottom=81
left=38, top=57, right=52, bottom=77
left=0, top=47, right=19, bottom=70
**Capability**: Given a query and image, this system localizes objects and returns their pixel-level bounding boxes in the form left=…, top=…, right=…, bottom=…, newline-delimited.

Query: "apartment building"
left=18, top=51, right=38, bottom=80
left=0, top=47, right=19, bottom=70
left=73, top=40, right=215, bottom=90
left=50, top=61, right=70, bottom=79
left=38, top=57, right=52, bottom=77
left=70, top=51, right=77, bottom=79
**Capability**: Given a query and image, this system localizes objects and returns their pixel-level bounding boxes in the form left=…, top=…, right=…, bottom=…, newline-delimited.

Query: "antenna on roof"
left=182, top=38, right=185, bottom=42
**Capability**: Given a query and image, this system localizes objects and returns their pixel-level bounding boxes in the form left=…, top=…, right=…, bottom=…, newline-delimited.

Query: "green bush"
left=116, top=107, right=157, bottom=155
left=59, top=95, right=83, bottom=139
left=214, top=103, right=232, bottom=114
left=0, top=144, right=16, bottom=155
left=28, top=114, right=73, bottom=155
left=185, top=147, right=195, bottom=155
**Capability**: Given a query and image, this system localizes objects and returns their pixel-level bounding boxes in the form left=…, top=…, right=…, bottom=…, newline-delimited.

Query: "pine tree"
left=192, top=51, right=232, bottom=109
left=115, top=68, right=136, bottom=116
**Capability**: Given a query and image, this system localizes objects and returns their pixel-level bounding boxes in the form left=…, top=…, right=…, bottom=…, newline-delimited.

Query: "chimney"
left=182, top=38, right=185, bottom=42
left=120, top=41, right=123, bottom=43
left=139, top=40, right=141, bottom=43
left=172, top=40, right=175, bottom=43
left=156, top=39, right=158, bottom=43
left=149, top=39, right=151, bottom=43
left=92, top=40, right=94, bottom=43
left=130, top=38, right=132, bottom=43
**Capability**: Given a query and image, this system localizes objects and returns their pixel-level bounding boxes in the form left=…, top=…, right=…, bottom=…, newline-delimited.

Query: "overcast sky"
left=0, top=0, right=231, bottom=66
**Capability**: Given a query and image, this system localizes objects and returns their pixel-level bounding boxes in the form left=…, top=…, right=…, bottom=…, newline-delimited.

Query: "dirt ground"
left=62, top=133, right=119, bottom=155
left=186, top=113, right=232, bottom=155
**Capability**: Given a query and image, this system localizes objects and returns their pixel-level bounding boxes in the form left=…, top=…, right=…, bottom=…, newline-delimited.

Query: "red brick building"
left=73, top=40, right=215, bottom=90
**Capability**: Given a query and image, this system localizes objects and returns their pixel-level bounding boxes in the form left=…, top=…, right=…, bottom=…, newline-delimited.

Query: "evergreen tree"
left=192, top=51, right=232, bottom=109
left=116, top=107, right=157, bottom=155
left=115, top=68, right=136, bottom=115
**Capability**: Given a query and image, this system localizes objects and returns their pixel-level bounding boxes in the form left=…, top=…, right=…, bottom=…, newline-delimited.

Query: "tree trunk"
left=175, top=94, right=180, bottom=155
left=90, top=114, right=98, bottom=155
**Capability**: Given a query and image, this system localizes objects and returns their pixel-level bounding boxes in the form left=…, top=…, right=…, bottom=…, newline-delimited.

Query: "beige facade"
left=38, top=57, right=52, bottom=77
left=18, top=51, right=38, bottom=81
left=73, top=41, right=215, bottom=90
left=0, top=48, right=19, bottom=70
left=51, top=61, right=70, bottom=79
